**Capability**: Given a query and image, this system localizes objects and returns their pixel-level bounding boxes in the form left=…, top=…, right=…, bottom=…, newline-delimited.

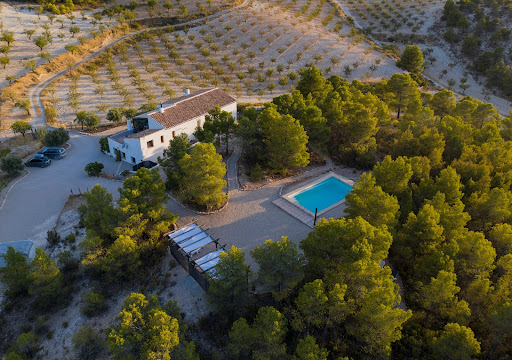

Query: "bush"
left=84, top=162, right=104, bottom=176
left=1, top=154, right=24, bottom=176
left=44, top=106, right=58, bottom=123
left=0, top=148, right=11, bottom=158
left=249, top=163, right=263, bottom=181
left=80, top=291, right=107, bottom=317
left=19, top=324, right=32, bottom=333
left=6, top=332, right=41, bottom=359
left=99, top=137, right=109, bottom=154
left=34, top=316, right=48, bottom=335
left=34, top=127, right=48, bottom=144
left=46, top=229, right=62, bottom=247
left=65, top=233, right=76, bottom=244
left=44, top=128, right=69, bottom=147
left=57, top=251, right=80, bottom=272
left=72, top=326, right=106, bottom=360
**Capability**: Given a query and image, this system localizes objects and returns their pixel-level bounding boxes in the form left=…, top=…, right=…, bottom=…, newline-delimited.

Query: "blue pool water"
left=292, top=177, right=353, bottom=213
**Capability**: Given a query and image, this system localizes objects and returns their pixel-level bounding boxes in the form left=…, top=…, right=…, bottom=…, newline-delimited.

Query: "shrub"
left=6, top=332, right=41, bottom=359
left=84, top=162, right=104, bottom=176
left=0, top=148, right=11, bottom=158
left=249, top=163, right=263, bottom=181
left=34, top=127, right=48, bottom=144
left=1, top=154, right=24, bottom=176
left=72, top=326, right=106, bottom=360
left=44, top=106, right=58, bottom=123
left=99, top=137, right=109, bottom=154
left=34, top=316, right=48, bottom=335
left=57, top=251, right=79, bottom=272
left=46, top=229, right=62, bottom=247
left=19, top=324, right=32, bottom=333
left=80, top=291, right=107, bottom=317
left=44, top=128, right=69, bottom=147
left=65, top=233, right=77, bottom=244
left=106, top=107, right=123, bottom=122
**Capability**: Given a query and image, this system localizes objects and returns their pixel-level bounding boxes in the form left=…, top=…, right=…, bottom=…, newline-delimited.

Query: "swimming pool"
left=286, top=174, right=353, bottom=215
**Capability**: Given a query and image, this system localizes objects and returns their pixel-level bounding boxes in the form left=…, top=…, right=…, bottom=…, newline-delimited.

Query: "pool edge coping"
left=282, top=172, right=354, bottom=217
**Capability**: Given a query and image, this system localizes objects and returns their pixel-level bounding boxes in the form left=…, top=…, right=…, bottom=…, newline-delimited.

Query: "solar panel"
left=196, top=249, right=222, bottom=265
left=178, top=232, right=209, bottom=249
left=173, top=227, right=202, bottom=243
left=183, top=237, right=213, bottom=253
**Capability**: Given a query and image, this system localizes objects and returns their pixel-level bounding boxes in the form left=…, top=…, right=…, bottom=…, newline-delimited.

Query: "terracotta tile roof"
left=149, top=88, right=236, bottom=129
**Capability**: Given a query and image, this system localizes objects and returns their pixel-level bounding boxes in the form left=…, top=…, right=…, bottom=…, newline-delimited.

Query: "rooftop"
left=149, top=88, right=236, bottom=128
left=110, top=128, right=164, bottom=144
left=125, top=128, right=163, bottom=139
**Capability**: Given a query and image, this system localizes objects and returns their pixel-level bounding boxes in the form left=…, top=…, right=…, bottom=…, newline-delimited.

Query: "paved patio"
left=167, top=145, right=359, bottom=269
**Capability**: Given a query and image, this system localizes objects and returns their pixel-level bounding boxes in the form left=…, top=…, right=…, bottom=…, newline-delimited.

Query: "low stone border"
left=168, top=192, right=229, bottom=215
left=237, top=145, right=333, bottom=192
left=0, top=169, right=30, bottom=212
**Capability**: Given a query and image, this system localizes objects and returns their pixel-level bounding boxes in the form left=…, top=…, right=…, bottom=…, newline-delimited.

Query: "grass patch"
left=0, top=172, right=21, bottom=194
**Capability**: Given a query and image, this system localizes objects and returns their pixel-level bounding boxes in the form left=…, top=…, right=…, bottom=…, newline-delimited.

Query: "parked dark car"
left=38, top=147, right=66, bottom=159
left=25, top=154, right=51, bottom=167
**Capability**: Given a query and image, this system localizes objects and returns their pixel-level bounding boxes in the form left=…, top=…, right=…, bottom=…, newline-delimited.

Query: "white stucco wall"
left=224, top=102, right=238, bottom=123
left=108, top=101, right=237, bottom=164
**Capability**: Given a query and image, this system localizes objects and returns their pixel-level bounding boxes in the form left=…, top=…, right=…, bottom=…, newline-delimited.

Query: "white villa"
left=107, top=88, right=237, bottom=165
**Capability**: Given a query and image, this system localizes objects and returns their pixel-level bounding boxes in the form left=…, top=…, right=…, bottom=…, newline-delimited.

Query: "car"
left=25, top=154, right=51, bottom=167
left=38, top=147, right=66, bottom=159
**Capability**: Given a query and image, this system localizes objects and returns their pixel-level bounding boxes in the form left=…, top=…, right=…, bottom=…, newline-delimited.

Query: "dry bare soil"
left=42, top=0, right=404, bottom=126
left=0, top=0, right=232, bottom=129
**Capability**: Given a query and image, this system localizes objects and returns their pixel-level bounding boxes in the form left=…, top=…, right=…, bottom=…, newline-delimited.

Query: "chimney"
left=159, top=102, right=164, bottom=113
left=127, top=118, right=133, bottom=131
left=185, top=88, right=190, bottom=96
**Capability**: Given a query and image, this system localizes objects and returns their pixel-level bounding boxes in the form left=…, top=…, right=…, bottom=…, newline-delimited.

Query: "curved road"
left=29, top=0, right=251, bottom=125
left=1, top=1, right=251, bottom=245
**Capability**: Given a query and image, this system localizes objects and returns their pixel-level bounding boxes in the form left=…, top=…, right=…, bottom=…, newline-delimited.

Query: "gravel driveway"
left=0, top=132, right=127, bottom=248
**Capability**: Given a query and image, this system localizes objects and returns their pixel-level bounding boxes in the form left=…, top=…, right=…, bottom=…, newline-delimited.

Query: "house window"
left=131, top=157, right=136, bottom=163
left=172, top=131, right=175, bottom=139
left=147, top=140, right=154, bottom=148
left=161, top=136, right=164, bottom=143
left=122, top=152, right=126, bottom=159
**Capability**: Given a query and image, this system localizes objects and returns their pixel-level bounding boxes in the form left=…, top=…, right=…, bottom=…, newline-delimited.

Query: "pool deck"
left=280, top=172, right=354, bottom=219
left=166, top=143, right=362, bottom=268
left=273, top=197, right=316, bottom=227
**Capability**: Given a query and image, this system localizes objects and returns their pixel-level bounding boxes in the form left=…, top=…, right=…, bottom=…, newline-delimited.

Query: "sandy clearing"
left=45, top=0, right=403, bottom=121
left=0, top=2, right=116, bottom=90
